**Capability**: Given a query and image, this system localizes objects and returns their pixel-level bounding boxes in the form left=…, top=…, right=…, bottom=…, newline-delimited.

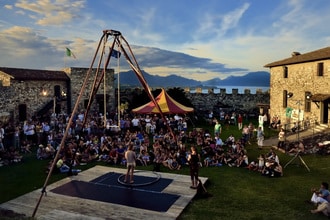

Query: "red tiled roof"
left=264, top=47, right=330, bottom=68
left=0, top=67, right=69, bottom=81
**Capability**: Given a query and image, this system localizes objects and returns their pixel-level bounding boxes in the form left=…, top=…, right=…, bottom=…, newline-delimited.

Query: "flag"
left=66, top=47, right=76, bottom=59
left=110, top=48, right=121, bottom=58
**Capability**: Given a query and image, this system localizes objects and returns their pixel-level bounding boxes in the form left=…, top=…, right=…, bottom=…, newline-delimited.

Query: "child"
left=257, top=154, right=265, bottom=172
left=257, top=126, right=264, bottom=149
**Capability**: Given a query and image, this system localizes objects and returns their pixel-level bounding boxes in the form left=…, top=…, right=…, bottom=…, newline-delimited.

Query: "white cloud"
left=14, top=0, right=85, bottom=26
left=1, top=0, right=330, bottom=81
left=4, top=5, right=13, bottom=10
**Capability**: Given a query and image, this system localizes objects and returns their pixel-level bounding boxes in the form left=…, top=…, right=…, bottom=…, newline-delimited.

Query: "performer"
left=124, top=143, right=136, bottom=184
left=188, top=145, right=200, bottom=189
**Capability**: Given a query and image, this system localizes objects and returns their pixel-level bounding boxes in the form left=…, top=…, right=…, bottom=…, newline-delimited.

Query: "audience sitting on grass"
left=0, top=109, right=279, bottom=181
left=0, top=146, right=22, bottom=165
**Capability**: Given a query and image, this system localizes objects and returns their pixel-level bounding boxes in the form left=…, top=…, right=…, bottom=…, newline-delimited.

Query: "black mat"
left=50, top=173, right=179, bottom=212
left=90, top=172, right=172, bottom=192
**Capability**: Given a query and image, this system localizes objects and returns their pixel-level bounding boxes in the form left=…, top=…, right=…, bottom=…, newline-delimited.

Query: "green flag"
left=66, top=47, right=76, bottom=59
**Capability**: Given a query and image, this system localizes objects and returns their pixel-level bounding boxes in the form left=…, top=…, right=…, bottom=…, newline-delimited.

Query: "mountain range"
left=115, top=70, right=270, bottom=87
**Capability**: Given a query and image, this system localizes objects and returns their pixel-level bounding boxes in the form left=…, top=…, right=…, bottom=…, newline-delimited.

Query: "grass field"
left=1, top=120, right=330, bottom=220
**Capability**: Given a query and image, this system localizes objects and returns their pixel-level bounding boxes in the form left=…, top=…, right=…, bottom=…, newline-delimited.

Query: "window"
left=283, top=90, right=288, bottom=108
left=305, top=91, right=311, bottom=112
left=317, top=62, right=324, bottom=76
left=283, top=66, right=288, bottom=78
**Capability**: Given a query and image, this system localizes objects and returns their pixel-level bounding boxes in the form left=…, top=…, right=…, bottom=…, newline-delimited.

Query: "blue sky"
left=0, top=0, right=330, bottom=81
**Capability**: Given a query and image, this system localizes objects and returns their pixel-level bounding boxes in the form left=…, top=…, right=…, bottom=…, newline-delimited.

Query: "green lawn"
left=1, top=120, right=329, bottom=220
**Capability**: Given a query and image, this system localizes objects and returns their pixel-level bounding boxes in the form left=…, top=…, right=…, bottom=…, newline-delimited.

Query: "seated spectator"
left=20, top=140, right=32, bottom=153
left=288, top=141, right=305, bottom=155
left=56, top=155, right=81, bottom=175
left=246, top=161, right=258, bottom=171
left=162, top=152, right=172, bottom=168
left=108, top=147, right=118, bottom=165
left=291, top=122, right=298, bottom=133
left=235, top=155, right=248, bottom=168
left=310, top=202, right=330, bottom=217
left=169, top=157, right=181, bottom=170
left=45, top=143, right=56, bottom=158
left=270, top=116, right=281, bottom=129
left=204, top=156, right=213, bottom=167
left=226, top=134, right=235, bottom=146
left=141, top=150, right=150, bottom=166
left=215, top=136, right=223, bottom=147
left=272, top=162, right=283, bottom=177
left=309, top=182, right=330, bottom=205
left=3, top=146, right=23, bottom=163
left=36, top=144, right=48, bottom=160
left=99, top=140, right=110, bottom=161
left=80, top=148, right=92, bottom=163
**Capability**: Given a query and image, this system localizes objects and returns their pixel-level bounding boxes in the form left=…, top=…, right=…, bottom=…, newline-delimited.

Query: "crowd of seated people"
left=0, top=109, right=285, bottom=180
left=201, top=130, right=250, bottom=168
left=0, top=110, right=194, bottom=170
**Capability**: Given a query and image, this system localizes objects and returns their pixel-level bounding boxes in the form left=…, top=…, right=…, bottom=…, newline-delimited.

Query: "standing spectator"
left=0, top=125, right=4, bottom=151
left=242, top=125, right=250, bottom=145
left=24, top=121, right=36, bottom=145
left=257, top=154, right=265, bottom=172
left=208, top=111, right=213, bottom=124
left=13, top=126, right=21, bottom=150
left=224, top=114, right=230, bottom=129
left=263, top=113, right=268, bottom=128
left=237, top=114, right=243, bottom=130
left=277, top=128, right=285, bottom=149
left=214, top=120, right=222, bottom=137
left=231, top=112, right=237, bottom=126
left=258, top=113, right=264, bottom=131
left=257, top=126, right=264, bottom=149
left=131, top=116, right=140, bottom=132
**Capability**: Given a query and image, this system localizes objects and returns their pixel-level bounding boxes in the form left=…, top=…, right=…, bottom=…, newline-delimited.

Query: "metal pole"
left=104, top=65, right=107, bottom=128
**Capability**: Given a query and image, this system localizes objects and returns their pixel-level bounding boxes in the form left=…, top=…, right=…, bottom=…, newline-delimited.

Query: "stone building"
left=0, top=67, right=115, bottom=123
left=264, top=47, right=330, bottom=128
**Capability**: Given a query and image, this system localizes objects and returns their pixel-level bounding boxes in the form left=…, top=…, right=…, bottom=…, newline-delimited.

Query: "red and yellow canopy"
left=132, top=89, right=194, bottom=114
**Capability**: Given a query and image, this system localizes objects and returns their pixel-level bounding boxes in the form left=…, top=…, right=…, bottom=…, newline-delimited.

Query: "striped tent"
left=132, top=89, right=194, bottom=114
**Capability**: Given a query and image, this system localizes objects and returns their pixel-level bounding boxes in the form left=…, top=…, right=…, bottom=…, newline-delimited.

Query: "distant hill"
left=203, top=71, right=270, bottom=87
left=115, top=70, right=270, bottom=87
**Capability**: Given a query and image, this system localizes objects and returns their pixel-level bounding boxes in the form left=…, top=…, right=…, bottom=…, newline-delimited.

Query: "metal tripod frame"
left=284, top=151, right=310, bottom=172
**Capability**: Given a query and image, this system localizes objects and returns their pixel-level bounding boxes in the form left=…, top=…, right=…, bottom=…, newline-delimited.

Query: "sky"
left=1, top=0, right=330, bottom=81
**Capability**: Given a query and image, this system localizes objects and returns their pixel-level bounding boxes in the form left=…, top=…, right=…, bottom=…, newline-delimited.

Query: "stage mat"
left=51, top=172, right=179, bottom=212
left=0, top=166, right=208, bottom=220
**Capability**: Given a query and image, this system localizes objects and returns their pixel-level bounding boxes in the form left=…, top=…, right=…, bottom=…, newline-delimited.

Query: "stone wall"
left=269, top=60, right=330, bottom=125
left=63, top=67, right=115, bottom=114
left=0, top=80, right=67, bottom=122
left=0, top=67, right=115, bottom=123
left=185, top=88, right=269, bottom=117
left=118, top=87, right=270, bottom=118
